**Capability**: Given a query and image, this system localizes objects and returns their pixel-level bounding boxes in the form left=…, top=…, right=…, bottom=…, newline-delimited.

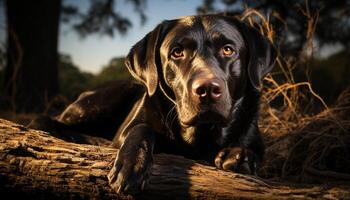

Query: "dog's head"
left=125, top=14, right=276, bottom=135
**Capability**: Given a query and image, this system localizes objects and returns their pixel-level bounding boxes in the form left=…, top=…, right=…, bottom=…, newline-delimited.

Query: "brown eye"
left=171, top=47, right=184, bottom=59
left=222, top=45, right=236, bottom=57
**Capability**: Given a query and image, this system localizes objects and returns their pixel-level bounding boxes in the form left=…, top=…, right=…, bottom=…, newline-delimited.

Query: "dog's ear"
left=125, top=21, right=172, bottom=96
left=237, top=21, right=277, bottom=90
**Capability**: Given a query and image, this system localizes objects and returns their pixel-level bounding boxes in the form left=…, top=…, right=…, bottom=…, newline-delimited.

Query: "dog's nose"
left=192, top=78, right=224, bottom=102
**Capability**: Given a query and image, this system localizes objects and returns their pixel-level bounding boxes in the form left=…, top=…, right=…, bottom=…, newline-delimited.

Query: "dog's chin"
left=179, top=109, right=229, bottom=145
left=180, top=109, right=229, bottom=127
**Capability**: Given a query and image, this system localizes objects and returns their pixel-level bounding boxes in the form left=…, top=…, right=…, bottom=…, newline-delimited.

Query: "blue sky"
left=59, top=0, right=203, bottom=73
left=0, top=0, right=342, bottom=74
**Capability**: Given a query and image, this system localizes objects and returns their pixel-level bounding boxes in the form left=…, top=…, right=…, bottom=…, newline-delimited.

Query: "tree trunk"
left=0, top=118, right=349, bottom=199
left=5, top=0, right=60, bottom=113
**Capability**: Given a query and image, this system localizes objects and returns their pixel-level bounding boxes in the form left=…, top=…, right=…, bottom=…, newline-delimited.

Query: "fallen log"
left=0, top=119, right=349, bottom=199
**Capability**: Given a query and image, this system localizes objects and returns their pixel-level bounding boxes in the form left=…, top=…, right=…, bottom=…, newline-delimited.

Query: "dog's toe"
left=108, top=149, right=152, bottom=195
left=109, top=162, right=148, bottom=195
left=215, top=147, right=242, bottom=170
left=215, top=147, right=258, bottom=175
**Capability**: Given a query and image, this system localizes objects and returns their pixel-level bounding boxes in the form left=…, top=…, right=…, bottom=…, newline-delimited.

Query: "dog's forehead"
left=162, top=15, right=244, bottom=48
left=176, top=15, right=232, bottom=30
left=178, top=16, right=196, bottom=26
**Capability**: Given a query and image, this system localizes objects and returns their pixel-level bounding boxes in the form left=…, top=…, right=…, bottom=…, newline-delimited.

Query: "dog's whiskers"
left=169, top=108, right=178, bottom=131
left=165, top=105, right=176, bottom=128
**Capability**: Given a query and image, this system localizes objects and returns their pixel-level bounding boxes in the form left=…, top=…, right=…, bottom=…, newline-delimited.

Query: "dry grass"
left=261, top=89, right=350, bottom=183
left=239, top=8, right=350, bottom=184
left=2, top=5, right=349, bottom=185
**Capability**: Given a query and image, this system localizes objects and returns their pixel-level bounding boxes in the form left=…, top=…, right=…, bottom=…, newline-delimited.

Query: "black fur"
left=29, top=14, right=276, bottom=195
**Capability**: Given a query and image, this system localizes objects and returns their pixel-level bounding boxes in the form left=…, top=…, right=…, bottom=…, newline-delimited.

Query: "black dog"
left=29, top=14, right=276, bottom=194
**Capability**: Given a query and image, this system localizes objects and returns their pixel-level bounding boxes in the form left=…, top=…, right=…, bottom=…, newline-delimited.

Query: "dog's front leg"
left=108, top=124, right=155, bottom=195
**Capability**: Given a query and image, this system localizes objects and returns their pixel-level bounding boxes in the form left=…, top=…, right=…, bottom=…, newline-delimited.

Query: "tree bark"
left=5, top=0, right=60, bottom=113
left=0, top=118, right=349, bottom=199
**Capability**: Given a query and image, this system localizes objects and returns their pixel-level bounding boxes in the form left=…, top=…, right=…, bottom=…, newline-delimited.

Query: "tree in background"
left=197, top=0, right=350, bottom=55
left=3, top=0, right=146, bottom=113
left=5, top=0, right=61, bottom=113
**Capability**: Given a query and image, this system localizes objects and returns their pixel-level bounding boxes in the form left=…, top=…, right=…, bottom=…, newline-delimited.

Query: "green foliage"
left=91, top=57, right=131, bottom=86
left=58, top=55, right=130, bottom=100
left=58, top=54, right=94, bottom=100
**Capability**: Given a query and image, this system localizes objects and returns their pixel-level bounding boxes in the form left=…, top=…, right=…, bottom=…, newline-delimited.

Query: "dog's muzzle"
left=191, top=77, right=225, bottom=104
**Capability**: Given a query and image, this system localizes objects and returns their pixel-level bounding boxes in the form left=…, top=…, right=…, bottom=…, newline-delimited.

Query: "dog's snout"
left=192, top=78, right=224, bottom=102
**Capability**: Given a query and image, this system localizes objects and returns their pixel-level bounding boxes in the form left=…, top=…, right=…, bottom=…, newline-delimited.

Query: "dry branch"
left=0, top=118, right=349, bottom=199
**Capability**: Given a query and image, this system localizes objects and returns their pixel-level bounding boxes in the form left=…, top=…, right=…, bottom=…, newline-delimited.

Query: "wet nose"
left=192, top=78, right=224, bottom=102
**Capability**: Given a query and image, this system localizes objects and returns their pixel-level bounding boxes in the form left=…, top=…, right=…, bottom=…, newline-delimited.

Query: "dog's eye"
left=171, top=47, right=184, bottom=59
left=222, top=45, right=236, bottom=57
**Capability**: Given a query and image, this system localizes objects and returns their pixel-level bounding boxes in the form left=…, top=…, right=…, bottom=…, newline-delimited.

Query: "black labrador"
left=29, top=14, right=276, bottom=194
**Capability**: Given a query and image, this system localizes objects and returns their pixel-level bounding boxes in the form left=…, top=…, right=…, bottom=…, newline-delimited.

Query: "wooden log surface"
left=0, top=118, right=349, bottom=199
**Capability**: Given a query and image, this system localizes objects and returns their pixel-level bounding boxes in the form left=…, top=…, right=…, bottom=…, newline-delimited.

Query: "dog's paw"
left=214, top=147, right=258, bottom=175
left=107, top=145, right=152, bottom=195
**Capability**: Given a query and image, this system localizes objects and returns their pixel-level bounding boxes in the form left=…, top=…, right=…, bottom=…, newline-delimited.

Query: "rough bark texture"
left=0, top=118, right=349, bottom=199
